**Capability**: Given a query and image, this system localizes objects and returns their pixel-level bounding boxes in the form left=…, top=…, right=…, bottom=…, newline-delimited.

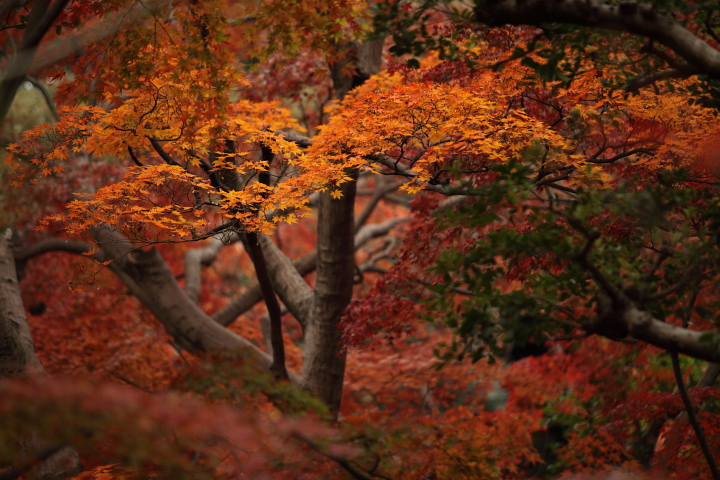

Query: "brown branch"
left=370, top=154, right=486, bottom=196
left=258, top=235, right=313, bottom=330
left=148, top=138, right=181, bottom=167
left=213, top=217, right=408, bottom=327
left=87, top=226, right=302, bottom=384
left=259, top=305, right=288, bottom=356
left=355, top=179, right=406, bottom=229
left=697, top=362, right=720, bottom=388
left=127, top=146, right=144, bottom=167
left=24, top=75, right=58, bottom=121
left=475, top=0, right=720, bottom=81
left=274, top=130, right=314, bottom=148
left=670, top=351, right=720, bottom=480
left=243, top=232, right=288, bottom=381
left=0, top=0, right=72, bottom=123
left=13, top=238, right=104, bottom=263
left=626, top=68, right=694, bottom=92
left=586, top=147, right=656, bottom=164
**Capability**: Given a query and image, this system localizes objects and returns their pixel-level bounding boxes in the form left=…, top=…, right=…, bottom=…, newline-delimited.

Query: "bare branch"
left=24, top=75, right=58, bottom=121
left=213, top=217, right=408, bottom=327
left=698, top=362, right=720, bottom=388
left=243, top=232, right=288, bottom=381
left=475, top=0, right=720, bottom=82
left=370, top=154, right=486, bottom=196
left=626, top=68, right=694, bottom=93
left=0, top=0, right=72, bottom=123
left=355, top=179, right=406, bottom=229
left=88, top=226, right=301, bottom=383
left=258, top=235, right=313, bottom=330
left=127, top=146, right=144, bottom=167
left=274, top=130, right=314, bottom=148
left=259, top=305, right=288, bottom=356
left=13, top=238, right=103, bottom=263
left=670, top=351, right=720, bottom=480
left=184, top=234, right=239, bottom=303
left=624, top=306, right=720, bottom=363
left=148, top=138, right=182, bottom=167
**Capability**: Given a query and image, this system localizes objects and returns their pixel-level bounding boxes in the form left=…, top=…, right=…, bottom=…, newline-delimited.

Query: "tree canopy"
left=2, top=1, right=720, bottom=480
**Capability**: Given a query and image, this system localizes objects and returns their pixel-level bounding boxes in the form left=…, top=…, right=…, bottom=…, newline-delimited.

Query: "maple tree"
left=2, top=1, right=720, bottom=480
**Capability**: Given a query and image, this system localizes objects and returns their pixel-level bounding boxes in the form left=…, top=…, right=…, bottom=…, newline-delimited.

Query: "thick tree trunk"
left=0, top=0, right=72, bottom=124
left=0, top=231, right=44, bottom=377
left=0, top=230, right=83, bottom=480
left=300, top=177, right=357, bottom=416
left=297, top=37, right=382, bottom=415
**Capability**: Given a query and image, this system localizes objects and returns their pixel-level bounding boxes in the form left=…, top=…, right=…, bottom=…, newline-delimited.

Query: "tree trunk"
left=300, top=177, right=357, bottom=416
left=297, top=37, right=383, bottom=415
left=0, top=231, right=44, bottom=377
left=0, top=230, right=83, bottom=480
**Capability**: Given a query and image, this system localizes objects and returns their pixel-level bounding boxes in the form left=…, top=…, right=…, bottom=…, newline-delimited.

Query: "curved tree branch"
left=670, top=351, right=720, bottom=480
left=212, top=217, right=408, bottom=327
left=0, top=0, right=72, bottom=123
left=13, top=238, right=102, bottom=263
left=355, top=178, right=406, bottom=229
left=626, top=68, right=694, bottom=93
left=184, top=234, right=238, bottom=303
left=88, top=226, right=301, bottom=384
left=24, top=75, right=59, bottom=121
left=623, top=306, right=720, bottom=364
left=243, top=232, right=288, bottom=381
left=258, top=235, right=313, bottom=331
left=475, top=0, right=720, bottom=82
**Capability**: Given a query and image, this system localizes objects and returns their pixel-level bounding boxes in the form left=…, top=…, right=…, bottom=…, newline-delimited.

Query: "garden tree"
left=3, top=0, right=389, bottom=409
left=322, top=43, right=720, bottom=476
left=384, top=0, right=720, bottom=103
left=0, top=0, right=396, bottom=478
left=472, top=0, right=720, bottom=89
left=4, top=1, right=720, bottom=480
left=347, top=1, right=720, bottom=476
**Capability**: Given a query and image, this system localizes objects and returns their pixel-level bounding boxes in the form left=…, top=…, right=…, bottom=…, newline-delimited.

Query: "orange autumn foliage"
left=4, top=2, right=720, bottom=480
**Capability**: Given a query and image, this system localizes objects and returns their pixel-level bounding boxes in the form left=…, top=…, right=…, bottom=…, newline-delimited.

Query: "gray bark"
left=213, top=217, right=407, bottom=327
left=90, top=227, right=279, bottom=371
left=0, top=230, right=82, bottom=479
left=300, top=177, right=358, bottom=415
left=258, top=235, right=314, bottom=331
left=697, top=362, right=720, bottom=388
left=624, top=306, right=720, bottom=363
left=184, top=234, right=238, bottom=303
left=0, top=230, right=44, bottom=377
